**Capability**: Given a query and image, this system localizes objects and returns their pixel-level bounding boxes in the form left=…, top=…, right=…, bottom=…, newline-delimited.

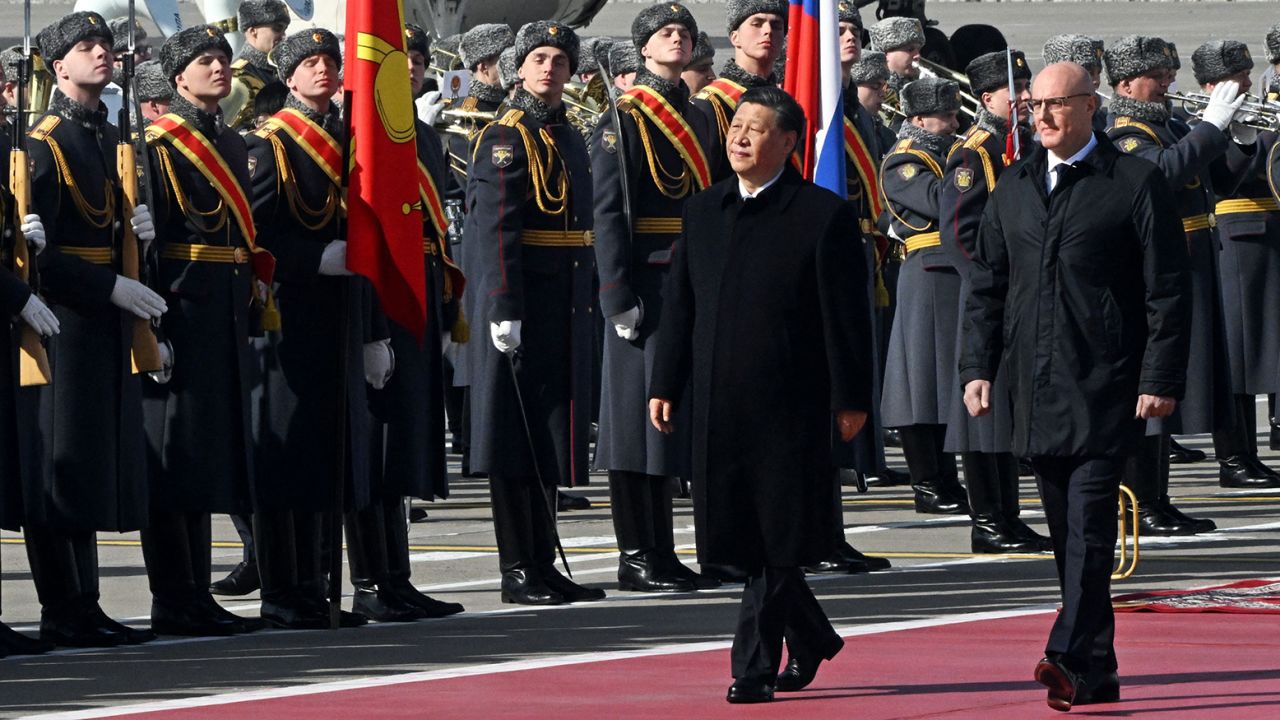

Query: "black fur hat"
left=1104, top=35, right=1177, bottom=86
left=134, top=59, right=173, bottom=102
left=160, top=24, right=233, bottom=82
left=515, top=21, right=579, bottom=76
left=631, top=3, right=698, bottom=51
left=900, top=76, right=960, bottom=117
left=460, top=23, right=515, bottom=70
left=273, top=28, right=342, bottom=81
left=239, top=1, right=291, bottom=31
left=39, top=11, right=113, bottom=63
left=725, top=0, right=788, bottom=35
left=965, top=50, right=1030, bottom=96
left=404, top=23, right=430, bottom=59
left=1191, top=40, right=1254, bottom=86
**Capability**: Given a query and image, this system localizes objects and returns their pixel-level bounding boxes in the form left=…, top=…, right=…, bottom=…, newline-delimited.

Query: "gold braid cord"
left=514, top=123, right=568, bottom=218
left=46, top=137, right=114, bottom=229
left=155, top=147, right=228, bottom=236
left=628, top=107, right=693, bottom=199
left=271, top=135, right=338, bottom=231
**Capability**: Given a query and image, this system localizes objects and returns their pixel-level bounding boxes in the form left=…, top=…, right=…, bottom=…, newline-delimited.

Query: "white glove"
left=147, top=339, right=174, bottom=385
left=363, top=339, right=394, bottom=389
left=609, top=301, right=643, bottom=341
left=417, top=91, right=447, bottom=126
left=1200, top=80, right=1246, bottom=131
left=19, top=294, right=59, bottom=337
left=130, top=203, right=156, bottom=251
left=21, top=214, right=46, bottom=255
left=110, top=275, right=167, bottom=319
left=318, top=240, right=353, bottom=276
left=490, top=320, right=521, bottom=355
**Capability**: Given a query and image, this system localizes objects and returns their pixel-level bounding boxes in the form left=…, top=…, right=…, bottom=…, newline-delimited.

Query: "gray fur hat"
left=869, top=17, right=924, bottom=53
left=1192, top=40, right=1254, bottom=86
left=966, top=49, right=1030, bottom=95
left=0, top=47, right=21, bottom=83
left=160, top=24, right=233, bottom=81
left=404, top=23, right=430, bottom=59
left=608, top=41, right=640, bottom=77
left=39, top=11, right=113, bottom=63
left=239, top=0, right=291, bottom=31
left=134, top=59, right=172, bottom=102
left=435, top=34, right=462, bottom=71
left=514, top=21, right=580, bottom=76
left=273, top=28, right=341, bottom=81
left=460, top=23, right=515, bottom=70
left=900, top=76, right=960, bottom=117
left=577, top=37, right=607, bottom=75
left=1266, top=24, right=1280, bottom=65
left=850, top=51, right=889, bottom=85
left=688, top=31, right=714, bottom=67
left=108, top=17, right=146, bottom=53
left=632, top=3, right=698, bottom=51
left=837, top=0, right=862, bottom=28
left=1042, top=33, right=1103, bottom=73
left=726, top=0, right=789, bottom=34
left=1104, top=35, right=1177, bottom=86
left=498, top=46, right=519, bottom=91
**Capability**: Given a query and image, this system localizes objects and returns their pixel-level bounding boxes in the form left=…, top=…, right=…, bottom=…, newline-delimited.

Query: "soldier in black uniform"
left=940, top=50, right=1052, bottom=553
left=221, top=0, right=290, bottom=131
left=1043, top=34, right=1108, bottom=135
left=879, top=76, right=969, bottom=516
left=134, top=60, right=172, bottom=121
left=1105, top=35, right=1252, bottom=535
left=1265, top=26, right=1280, bottom=450
left=25, top=11, right=162, bottom=647
left=592, top=3, right=716, bottom=594
left=607, top=42, right=640, bottom=93
left=466, top=21, right=602, bottom=606
left=1194, top=41, right=1280, bottom=490
left=691, top=0, right=789, bottom=183
left=342, top=22, right=467, bottom=624
left=246, top=28, right=387, bottom=629
left=868, top=17, right=924, bottom=127
left=139, top=25, right=266, bottom=637
left=682, top=31, right=716, bottom=95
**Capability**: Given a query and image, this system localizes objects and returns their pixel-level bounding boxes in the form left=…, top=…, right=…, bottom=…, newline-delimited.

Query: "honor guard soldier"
left=0, top=50, right=56, bottom=656
left=1105, top=35, right=1247, bottom=535
left=938, top=50, right=1051, bottom=553
left=108, top=17, right=149, bottom=68
left=868, top=17, right=925, bottom=128
left=25, top=11, right=162, bottom=648
left=691, top=0, right=789, bottom=183
left=343, top=22, right=467, bottom=624
left=1266, top=25, right=1280, bottom=450
left=444, top=23, right=514, bottom=190
left=220, top=0, right=290, bottom=131
left=138, top=25, right=269, bottom=637
left=134, top=60, right=173, bottom=121
left=682, top=31, right=716, bottom=95
left=1195, top=40, right=1280, bottom=490
left=592, top=3, right=716, bottom=595
left=608, top=42, right=640, bottom=93
left=246, top=28, right=388, bottom=629
left=465, top=21, right=602, bottom=606
left=878, top=77, right=969, bottom=516
left=1043, top=34, right=1108, bottom=134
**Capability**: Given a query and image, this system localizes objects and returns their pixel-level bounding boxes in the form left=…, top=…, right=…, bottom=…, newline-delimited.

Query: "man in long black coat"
left=650, top=87, right=873, bottom=704
left=961, top=63, right=1191, bottom=711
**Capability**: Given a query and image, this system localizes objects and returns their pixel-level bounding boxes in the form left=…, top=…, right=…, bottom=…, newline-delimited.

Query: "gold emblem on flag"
left=493, top=145, right=514, bottom=168
left=355, top=32, right=416, bottom=144
left=900, top=165, right=917, bottom=180
left=955, top=168, right=973, bottom=191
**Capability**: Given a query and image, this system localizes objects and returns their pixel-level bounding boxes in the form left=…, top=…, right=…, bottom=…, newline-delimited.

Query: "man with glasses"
left=962, top=62, right=1191, bottom=711
left=1105, top=35, right=1249, bottom=536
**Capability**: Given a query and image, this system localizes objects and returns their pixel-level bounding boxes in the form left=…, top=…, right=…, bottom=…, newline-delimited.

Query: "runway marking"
left=23, top=603, right=1060, bottom=720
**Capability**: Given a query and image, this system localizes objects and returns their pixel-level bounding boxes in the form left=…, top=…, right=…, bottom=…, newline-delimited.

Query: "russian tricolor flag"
left=784, top=0, right=847, bottom=196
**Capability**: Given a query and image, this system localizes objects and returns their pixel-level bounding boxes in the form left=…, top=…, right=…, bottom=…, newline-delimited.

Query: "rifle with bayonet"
left=11, top=0, right=50, bottom=386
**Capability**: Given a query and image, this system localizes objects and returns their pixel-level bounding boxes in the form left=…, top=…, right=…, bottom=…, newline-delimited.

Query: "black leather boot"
left=500, top=568, right=564, bottom=605
left=543, top=564, right=606, bottom=602
left=901, top=426, right=968, bottom=514
left=210, top=560, right=260, bottom=596
left=0, top=622, right=54, bottom=656
left=1218, top=456, right=1280, bottom=488
left=1168, top=437, right=1206, bottom=464
left=352, top=585, right=425, bottom=622
left=995, top=453, right=1052, bottom=552
left=618, top=551, right=695, bottom=592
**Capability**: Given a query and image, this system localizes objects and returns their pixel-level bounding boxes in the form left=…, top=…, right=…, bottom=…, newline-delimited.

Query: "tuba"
left=563, top=77, right=605, bottom=139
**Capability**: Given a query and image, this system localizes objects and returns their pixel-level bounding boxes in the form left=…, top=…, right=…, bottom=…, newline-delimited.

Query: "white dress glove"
left=110, top=275, right=167, bottom=319
left=20, top=214, right=46, bottom=255
left=363, top=339, right=394, bottom=389
left=417, top=91, right=446, bottom=126
left=609, top=301, right=643, bottom=341
left=490, top=320, right=522, bottom=355
left=19, top=294, right=59, bottom=337
left=318, top=240, right=353, bottom=276
left=130, top=204, right=156, bottom=251
left=1200, top=80, right=1246, bottom=131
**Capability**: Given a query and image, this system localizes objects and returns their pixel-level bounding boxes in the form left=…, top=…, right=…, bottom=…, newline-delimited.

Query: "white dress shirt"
left=1045, top=133, right=1099, bottom=193
left=738, top=166, right=786, bottom=200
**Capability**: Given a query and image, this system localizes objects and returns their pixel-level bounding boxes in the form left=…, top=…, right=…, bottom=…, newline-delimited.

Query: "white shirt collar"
left=1046, top=133, right=1099, bottom=175
left=738, top=167, right=786, bottom=200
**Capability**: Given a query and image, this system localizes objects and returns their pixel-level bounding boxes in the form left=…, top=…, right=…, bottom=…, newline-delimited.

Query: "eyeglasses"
left=1027, top=93, right=1090, bottom=113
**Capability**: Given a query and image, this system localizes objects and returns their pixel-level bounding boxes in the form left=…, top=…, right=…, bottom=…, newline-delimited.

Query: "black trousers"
left=254, top=510, right=323, bottom=605
left=1031, top=456, right=1120, bottom=675
left=141, top=511, right=212, bottom=603
left=730, top=567, right=843, bottom=681
left=489, top=474, right=556, bottom=571
left=345, top=495, right=412, bottom=587
left=23, top=526, right=99, bottom=618
left=608, top=471, right=674, bottom=555
left=230, top=514, right=255, bottom=563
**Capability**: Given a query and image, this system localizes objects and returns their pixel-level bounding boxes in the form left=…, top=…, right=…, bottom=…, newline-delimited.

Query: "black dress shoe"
left=408, top=507, right=429, bottom=523
left=41, top=614, right=124, bottom=648
left=726, top=677, right=775, bottom=704
left=1137, top=506, right=1199, bottom=536
left=500, top=569, right=564, bottom=605
left=1018, top=459, right=1035, bottom=477
left=1219, top=456, right=1280, bottom=488
left=841, top=544, right=891, bottom=571
left=150, top=598, right=240, bottom=637
left=618, top=552, right=696, bottom=592
left=0, top=622, right=54, bottom=656
left=971, top=518, right=1050, bottom=554
left=352, top=586, right=425, bottom=622
left=556, top=491, right=591, bottom=511
left=209, top=560, right=260, bottom=596
left=775, top=655, right=824, bottom=692
left=700, top=564, right=750, bottom=583
left=261, top=598, right=329, bottom=629
left=656, top=552, right=721, bottom=589
left=388, top=579, right=465, bottom=617
left=1005, top=517, right=1054, bottom=552
left=912, top=485, right=967, bottom=514
left=89, top=607, right=155, bottom=644
left=1271, top=418, right=1280, bottom=452
left=867, top=466, right=911, bottom=486
left=1160, top=499, right=1216, bottom=534
left=838, top=467, right=868, bottom=491
left=804, top=556, right=867, bottom=574
left=1168, top=438, right=1207, bottom=464
left=543, top=565, right=606, bottom=602
left=1034, top=657, right=1081, bottom=712
left=882, top=428, right=902, bottom=448
left=1075, top=669, right=1120, bottom=705
left=196, top=593, right=261, bottom=634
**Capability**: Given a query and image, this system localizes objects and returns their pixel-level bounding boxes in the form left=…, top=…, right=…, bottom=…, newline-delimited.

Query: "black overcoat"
left=960, top=135, right=1191, bottom=458
left=649, top=167, right=873, bottom=568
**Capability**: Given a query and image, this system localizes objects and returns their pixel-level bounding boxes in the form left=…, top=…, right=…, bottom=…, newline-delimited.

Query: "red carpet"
left=111, top=611, right=1280, bottom=719
left=1113, top=579, right=1280, bottom=614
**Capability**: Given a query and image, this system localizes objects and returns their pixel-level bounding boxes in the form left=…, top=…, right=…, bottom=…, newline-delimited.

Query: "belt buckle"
left=233, top=246, right=248, bottom=264
left=1207, top=213, right=1217, bottom=229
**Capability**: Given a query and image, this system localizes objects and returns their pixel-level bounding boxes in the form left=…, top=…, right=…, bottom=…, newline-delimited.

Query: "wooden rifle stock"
left=117, top=140, right=162, bottom=373
left=10, top=145, right=50, bottom=385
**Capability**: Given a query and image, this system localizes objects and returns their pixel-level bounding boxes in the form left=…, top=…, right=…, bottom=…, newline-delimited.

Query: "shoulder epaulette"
left=231, top=58, right=250, bottom=71
left=460, top=96, right=479, bottom=112
left=252, top=123, right=281, bottom=139
left=1110, top=117, right=1162, bottom=146
left=893, top=138, right=913, bottom=153
left=497, top=109, right=525, bottom=127
left=963, top=129, right=991, bottom=150
left=29, top=115, right=59, bottom=141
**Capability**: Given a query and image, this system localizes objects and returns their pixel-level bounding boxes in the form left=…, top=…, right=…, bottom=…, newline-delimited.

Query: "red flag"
left=344, top=1, right=427, bottom=338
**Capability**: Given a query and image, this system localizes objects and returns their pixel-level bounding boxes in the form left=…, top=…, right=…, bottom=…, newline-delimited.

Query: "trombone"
left=914, top=58, right=979, bottom=119
left=1112, top=485, right=1141, bottom=580
left=1168, top=91, right=1280, bottom=131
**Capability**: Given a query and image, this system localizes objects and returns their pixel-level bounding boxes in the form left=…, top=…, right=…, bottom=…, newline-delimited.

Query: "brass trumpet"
left=1112, top=485, right=1141, bottom=580
left=1168, top=91, right=1280, bottom=131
